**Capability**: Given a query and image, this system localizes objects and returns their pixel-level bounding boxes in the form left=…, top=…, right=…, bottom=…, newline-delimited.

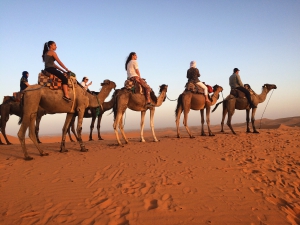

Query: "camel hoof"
left=190, top=136, right=195, bottom=139
left=253, top=131, right=259, bottom=134
left=201, top=133, right=207, bottom=136
left=81, top=148, right=88, bottom=152
left=98, top=138, right=104, bottom=140
left=89, top=139, right=94, bottom=141
left=41, top=153, right=49, bottom=156
left=7, top=143, right=12, bottom=145
left=24, top=156, right=34, bottom=161
left=60, top=149, right=69, bottom=153
left=209, top=134, right=215, bottom=136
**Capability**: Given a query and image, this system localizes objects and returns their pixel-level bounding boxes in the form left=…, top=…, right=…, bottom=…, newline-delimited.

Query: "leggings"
left=196, top=81, right=208, bottom=95
left=45, top=67, right=68, bottom=85
left=236, top=86, right=252, bottom=103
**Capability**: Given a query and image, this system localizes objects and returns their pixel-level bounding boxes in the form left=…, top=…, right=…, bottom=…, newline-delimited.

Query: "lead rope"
left=166, top=95, right=178, bottom=101
left=259, top=89, right=274, bottom=129
left=70, top=77, right=76, bottom=113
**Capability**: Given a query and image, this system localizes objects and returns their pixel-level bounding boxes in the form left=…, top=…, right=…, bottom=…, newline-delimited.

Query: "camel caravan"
left=0, top=44, right=277, bottom=160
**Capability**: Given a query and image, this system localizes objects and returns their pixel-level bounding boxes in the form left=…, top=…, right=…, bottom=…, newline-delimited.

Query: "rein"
left=259, top=89, right=274, bottom=129
left=166, top=95, right=178, bottom=101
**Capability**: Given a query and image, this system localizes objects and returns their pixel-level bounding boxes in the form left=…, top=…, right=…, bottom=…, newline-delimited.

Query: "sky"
left=0, top=0, right=299, bottom=136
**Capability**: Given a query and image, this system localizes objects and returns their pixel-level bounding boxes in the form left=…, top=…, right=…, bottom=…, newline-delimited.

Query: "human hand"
left=89, top=81, right=92, bottom=85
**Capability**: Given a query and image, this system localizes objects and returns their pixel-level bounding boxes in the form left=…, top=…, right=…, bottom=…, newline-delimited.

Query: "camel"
left=18, top=78, right=116, bottom=160
left=175, top=85, right=223, bottom=138
left=0, top=98, right=47, bottom=145
left=113, top=84, right=168, bottom=146
left=212, top=83, right=277, bottom=134
left=67, top=89, right=119, bottom=141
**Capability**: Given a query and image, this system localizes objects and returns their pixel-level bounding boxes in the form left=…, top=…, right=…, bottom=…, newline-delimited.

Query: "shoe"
left=62, top=96, right=72, bottom=102
left=145, top=103, right=155, bottom=108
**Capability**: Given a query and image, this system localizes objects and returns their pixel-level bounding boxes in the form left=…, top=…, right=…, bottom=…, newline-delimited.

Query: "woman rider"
left=42, top=41, right=71, bottom=102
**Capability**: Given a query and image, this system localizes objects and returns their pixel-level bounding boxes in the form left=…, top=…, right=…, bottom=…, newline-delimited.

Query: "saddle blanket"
left=38, top=71, right=73, bottom=90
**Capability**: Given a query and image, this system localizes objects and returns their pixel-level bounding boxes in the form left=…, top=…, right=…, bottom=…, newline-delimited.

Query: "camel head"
left=101, top=80, right=117, bottom=90
left=213, top=85, right=223, bottom=93
left=262, top=84, right=277, bottom=91
left=159, top=84, right=168, bottom=102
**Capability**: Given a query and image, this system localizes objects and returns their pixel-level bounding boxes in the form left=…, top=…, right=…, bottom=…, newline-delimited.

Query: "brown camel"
left=175, top=85, right=223, bottom=138
left=0, top=98, right=47, bottom=145
left=212, top=83, right=277, bottom=134
left=113, top=84, right=168, bottom=146
left=18, top=79, right=116, bottom=160
left=67, top=89, right=119, bottom=141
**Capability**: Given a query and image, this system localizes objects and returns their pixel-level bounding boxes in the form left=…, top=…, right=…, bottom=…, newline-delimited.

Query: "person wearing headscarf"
left=187, top=61, right=210, bottom=102
left=20, top=71, right=30, bottom=91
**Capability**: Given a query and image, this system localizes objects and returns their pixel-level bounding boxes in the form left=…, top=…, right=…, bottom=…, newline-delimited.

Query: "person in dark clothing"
left=20, top=71, right=30, bottom=91
left=42, top=41, right=71, bottom=102
left=229, top=68, right=256, bottom=108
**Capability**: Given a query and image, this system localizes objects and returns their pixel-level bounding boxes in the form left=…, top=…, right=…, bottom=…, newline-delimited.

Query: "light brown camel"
left=212, top=83, right=277, bottom=134
left=18, top=79, right=116, bottom=160
left=67, top=89, right=119, bottom=141
left=0, top=98, right=47, bottom=145
left=175, top=85, right=223, bottom=138
left=113, top=84, right=168, bottom=146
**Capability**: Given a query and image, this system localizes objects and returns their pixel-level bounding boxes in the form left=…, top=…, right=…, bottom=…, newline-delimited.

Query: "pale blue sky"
left=1, top=0, right=299, bottom=136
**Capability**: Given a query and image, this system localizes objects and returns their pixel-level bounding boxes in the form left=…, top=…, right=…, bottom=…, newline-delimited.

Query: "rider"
left=187, top=61, right=210, bottom=102
left=42, top=41, right=71, bottom=102
left=20, top=71, right=30, bottom=91
left=125, top=52, right=153, bottom=107
left=229, top=68, right=256, bottom=108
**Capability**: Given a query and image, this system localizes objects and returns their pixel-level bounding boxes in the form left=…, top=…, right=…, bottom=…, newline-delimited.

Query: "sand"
left=0, top=116, right=299, bottom=225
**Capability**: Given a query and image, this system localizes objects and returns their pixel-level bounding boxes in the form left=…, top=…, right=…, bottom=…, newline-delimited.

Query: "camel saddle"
left=185, top=82, right=213, bottom=94
left=38, top=70, right=74, bottom=90
left=230, top=84, right=254, bottom=99
left=124, top=78, right=149, bottom=95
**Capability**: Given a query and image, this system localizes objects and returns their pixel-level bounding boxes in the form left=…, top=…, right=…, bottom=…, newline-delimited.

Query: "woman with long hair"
left=42, top=41, right=71, bottom=102
left=125, top=52, right=153, bottom=107
left=20, top=71, right=30, bottom=91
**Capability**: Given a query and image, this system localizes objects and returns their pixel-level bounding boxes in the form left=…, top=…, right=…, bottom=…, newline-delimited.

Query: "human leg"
left=236, top=87, right=256, bottom=108
left=196, top=82, right=210, bottom=102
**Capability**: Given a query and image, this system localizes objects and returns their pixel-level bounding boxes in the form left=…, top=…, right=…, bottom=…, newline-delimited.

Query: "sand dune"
left=0, top=116, right=299, bottom=225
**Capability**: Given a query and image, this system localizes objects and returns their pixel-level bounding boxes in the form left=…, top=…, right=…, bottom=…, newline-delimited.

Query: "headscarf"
left=190, top=61, right=196, bottom=68
left=22, top=71, right=28, bottom=79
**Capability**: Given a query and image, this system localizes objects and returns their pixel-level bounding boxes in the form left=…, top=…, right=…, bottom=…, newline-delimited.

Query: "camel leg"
left=220, top=102, right=227, bottom=132
left=175, top=104, right=183, bottom=138
left=119, top=114, right=129, bottom=144
left=76, top=111, right=88, bottom=152
left=89, top=115, right=96, bottom=141
left=97, top=114, right=104, bottom=140
left=206, top=106, right=214, bottom=136
left=69, top=115, right=78, bottom=142
left=60, top=113, right=75, bottom=152
left=1, top=117, right=12, bottom=145
left=140, top=111, right=146, bottom=142
left=200, top=109, right=206, bottom=136
left=18, top=116, right=33, bottom=160
left=113, top=111, right=125, bottom=146
left=251, top=108, right=259, bottom=133
left=35, top=115, right=42, bottom=144
left=226, top=108, right=236, bottom=135
left=246, top=109, right=251, bottom=133
left=183, top=108, right=194, bottom=138
left=149, top=108, right=158, bottom=142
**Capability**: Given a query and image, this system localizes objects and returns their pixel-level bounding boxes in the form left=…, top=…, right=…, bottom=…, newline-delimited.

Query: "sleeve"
left=133, top=61, right=139, bottom=70
left=236, top=74, right=244, bottom=87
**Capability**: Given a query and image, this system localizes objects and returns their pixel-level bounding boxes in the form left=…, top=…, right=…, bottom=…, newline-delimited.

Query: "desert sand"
left=0, top=116, right=299, bottom=225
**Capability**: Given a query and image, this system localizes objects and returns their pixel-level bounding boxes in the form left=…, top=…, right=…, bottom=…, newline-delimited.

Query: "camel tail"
left=212, top=100, right=225, bottom=113
left=18, top=96, right=24, bottom=125
left=175, top=94, right=183, bottom=117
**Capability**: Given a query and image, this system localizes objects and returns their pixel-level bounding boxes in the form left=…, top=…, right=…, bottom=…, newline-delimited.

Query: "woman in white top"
left=81, top=76, right=92, bottom=90
left=125, top=52, right=153, bottom=107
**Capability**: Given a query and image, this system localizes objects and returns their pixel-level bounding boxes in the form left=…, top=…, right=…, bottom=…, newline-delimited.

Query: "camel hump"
left=230, top=89, right=246, bottom=99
